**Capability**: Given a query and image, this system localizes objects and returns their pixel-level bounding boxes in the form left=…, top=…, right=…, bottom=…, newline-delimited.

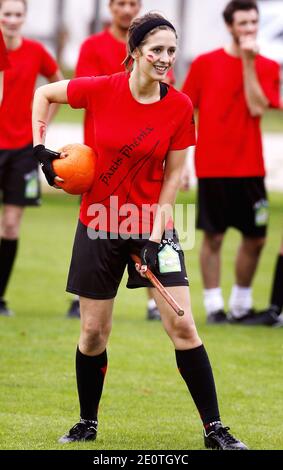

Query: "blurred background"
left=23, top=0, right=282, bottom=192
left=23, top=0, right=283, bottom=79
left=3, top=0, right=280, bottom=270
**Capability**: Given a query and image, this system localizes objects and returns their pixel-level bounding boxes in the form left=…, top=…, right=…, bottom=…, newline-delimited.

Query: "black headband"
left=129, top=18, right=176, bottom=53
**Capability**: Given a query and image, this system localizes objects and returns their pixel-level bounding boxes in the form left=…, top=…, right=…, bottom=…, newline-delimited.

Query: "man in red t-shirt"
left=0, top=29, right=9, bottom=104
left=0, top=0, right=63, bottom=316
left=182, top=0, right=281, bottom=325
left=68, top=0, right=174, bottom=320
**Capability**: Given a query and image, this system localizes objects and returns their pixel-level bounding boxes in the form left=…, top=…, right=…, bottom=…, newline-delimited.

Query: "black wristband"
left=140, top=240, right=160, bottom=272
left=33, top=144, right=60, bottom=186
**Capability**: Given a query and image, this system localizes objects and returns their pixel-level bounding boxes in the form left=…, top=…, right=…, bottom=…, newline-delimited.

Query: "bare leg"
left=1, top=204, right=24, bottom=239
left=200, top=232, right=225, bottom=319
left=79, top=297, right=114, bottom=355
left=235, top=236, right=266, bottom=286
left=151, top=285, right=201, bottom=349
left=228, top=236, right=266, bottom=319
left=200, top=232, right=224, bottom=289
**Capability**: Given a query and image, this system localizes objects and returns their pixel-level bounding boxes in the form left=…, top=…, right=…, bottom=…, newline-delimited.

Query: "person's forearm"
left=150, top=178, right=180, bottom=243
left=32, top=87, right=51, bottom=145
left=242, top=57, right=269, bottom=116
left=47, top=102, right=60, bottom=126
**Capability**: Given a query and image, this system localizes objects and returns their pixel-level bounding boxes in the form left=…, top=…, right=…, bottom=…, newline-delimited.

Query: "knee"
left=244, top=237, right=266, bottom=255
left=204, top=233, right=224, bottom=253
left=2, top=218, right=21, bottom=239
left=81, top=321, right=111, bottom=352
left=171, top=320, right=200, bottom=348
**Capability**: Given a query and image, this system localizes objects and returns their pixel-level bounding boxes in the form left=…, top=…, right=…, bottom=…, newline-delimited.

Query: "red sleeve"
left=0, top=30, right=9, bottom=71
left=67, top=76, right=107, bottom=110
left=260, top=60, right=281, bottom=109
left=181, top=57, right=203, bottom=108
left=169, top=97, right=196, bottom=150
left=39, top=44, right=58, bottom=78
left=75, top=39, right=101, bottom=78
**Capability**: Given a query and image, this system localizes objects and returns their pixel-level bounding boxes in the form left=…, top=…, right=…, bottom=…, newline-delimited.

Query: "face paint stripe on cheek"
left=146, top=54, right=154, bottom=63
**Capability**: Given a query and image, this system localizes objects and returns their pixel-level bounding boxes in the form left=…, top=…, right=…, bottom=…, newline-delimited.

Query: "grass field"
left=0, top=191, right=282, bottom=450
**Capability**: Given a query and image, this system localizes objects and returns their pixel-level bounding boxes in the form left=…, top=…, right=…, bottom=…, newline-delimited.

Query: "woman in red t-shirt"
left=0, top=0, right=63, bottom=318
left=32, top=13, right=247, bottom=450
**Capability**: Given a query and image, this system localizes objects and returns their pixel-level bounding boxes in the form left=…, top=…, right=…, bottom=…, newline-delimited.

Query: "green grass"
left=261, top=109, right=283, bottom=133
left=0, top=192, right=282, bottom=450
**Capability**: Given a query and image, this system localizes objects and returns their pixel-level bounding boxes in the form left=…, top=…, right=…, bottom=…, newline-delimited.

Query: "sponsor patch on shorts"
left=254, top=199, right=269, bottom=227
left=25, top=170, right=39, bottom=199
left=158, top=244, right=181, bottom=274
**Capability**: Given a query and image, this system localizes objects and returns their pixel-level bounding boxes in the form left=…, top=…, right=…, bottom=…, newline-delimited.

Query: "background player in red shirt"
left=32, top=12, right=247, bottom=450
left=0, top=28, right=9, bottom=104
left=182, top=0, right=281, bottom=325
left=67, top=0, right=175, bottom=321
left=0, top=0, right=63, bottom=316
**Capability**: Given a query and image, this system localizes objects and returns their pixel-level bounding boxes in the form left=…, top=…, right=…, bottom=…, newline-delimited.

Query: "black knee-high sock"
left=175, top=345, right=220, bottom=428
left=76, top=347, right=108, bottom=421
left=270, top=255, right=283, bottom=314
left=0, top=239, right=18, bottom=298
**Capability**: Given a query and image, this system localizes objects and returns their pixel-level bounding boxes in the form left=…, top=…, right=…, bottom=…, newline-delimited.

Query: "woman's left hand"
left=139, top=240, right=160, bottom=274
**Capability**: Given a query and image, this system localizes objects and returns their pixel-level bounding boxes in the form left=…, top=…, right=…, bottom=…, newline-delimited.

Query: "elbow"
left=34, top=84, right=50, bottom=101
left=33, top=85, right=45, bottom=103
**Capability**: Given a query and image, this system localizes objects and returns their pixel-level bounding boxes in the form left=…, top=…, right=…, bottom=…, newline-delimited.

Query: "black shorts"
left=66, top=221, right=189, bottom=300
left=0, top=144, right=41, bottom=206
left=197, top=177, right=268, bottom=238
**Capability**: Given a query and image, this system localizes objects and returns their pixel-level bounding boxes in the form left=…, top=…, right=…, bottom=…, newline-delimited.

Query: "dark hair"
left=124, top=12, right=177, bottom=71
left=223, top=0, right=258, bottom=25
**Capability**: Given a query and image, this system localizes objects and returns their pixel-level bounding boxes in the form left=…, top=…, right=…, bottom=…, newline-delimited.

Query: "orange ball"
left=53, top=143, right=96, bottom=195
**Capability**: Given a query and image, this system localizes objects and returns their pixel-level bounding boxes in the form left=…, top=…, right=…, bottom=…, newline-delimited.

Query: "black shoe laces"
left=69, top=422, right=96, bottom=437
left=215, top=426, right=238, bottom=444
left=69, top=423, right=86, bottom=436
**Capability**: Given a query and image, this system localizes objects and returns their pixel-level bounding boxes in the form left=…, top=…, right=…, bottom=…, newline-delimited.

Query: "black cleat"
left=207, top=310, right=227, bottom=324
left=59, top=419, right=97, bottom=443
left=147, top=305, right=161, bottom=321
left=240, top=308, right=283, bottom=327
left=204, top=423, right=248, bottom=450
left=227, top=309, right=256, bottom=324
left=0, top=299, right=14, bottom=317
left=66, top=299, right=80, bottom=318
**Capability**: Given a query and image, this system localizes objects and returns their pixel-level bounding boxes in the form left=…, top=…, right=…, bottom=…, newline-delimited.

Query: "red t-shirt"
left=67, top=72, right=195, bottom=234
left=0, top=30, right=9, bottom=70
left=0, top=38, right=58, bottom=149
left=182, top=48, right=280, bottom=178
left=75, top=29, right=175, bottom=148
